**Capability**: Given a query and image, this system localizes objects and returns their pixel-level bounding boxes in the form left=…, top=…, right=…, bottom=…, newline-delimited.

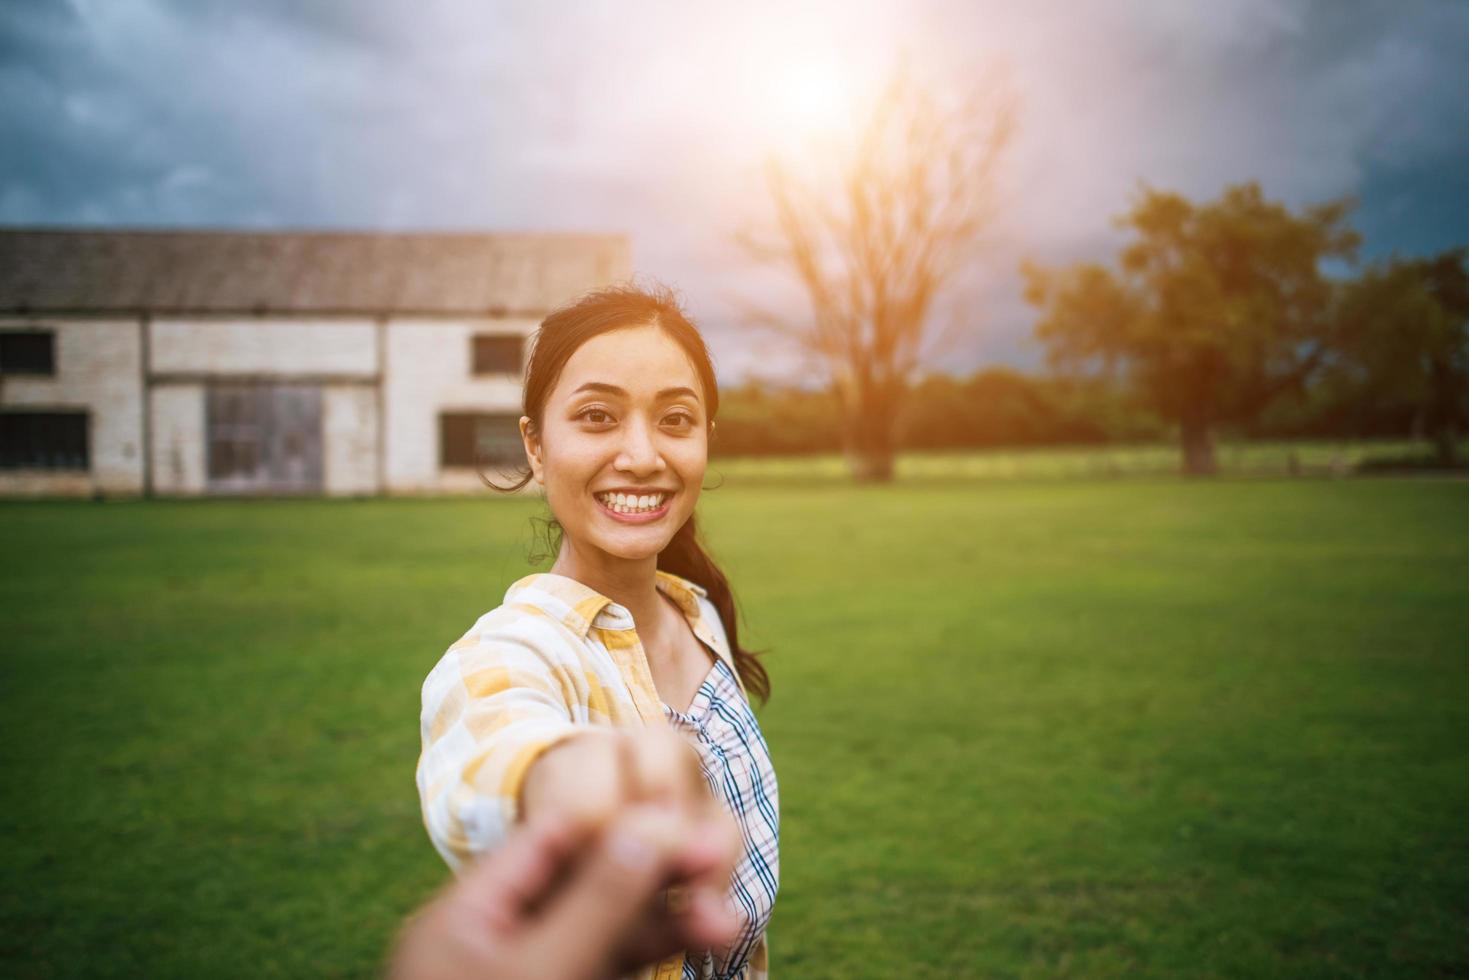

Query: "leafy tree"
left=1331, top=249, right=1468, bottom=466
left=1022, top=182, right=1359, bottom=475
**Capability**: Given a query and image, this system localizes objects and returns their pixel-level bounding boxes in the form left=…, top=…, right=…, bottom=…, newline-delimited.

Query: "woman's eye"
left=664, top=412, right=695, bottom=428
left=579, top=408, right=613, bottom=424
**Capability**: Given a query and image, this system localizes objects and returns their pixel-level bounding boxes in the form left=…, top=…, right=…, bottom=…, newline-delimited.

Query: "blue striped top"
left=663, top=657, right=780, bottom=980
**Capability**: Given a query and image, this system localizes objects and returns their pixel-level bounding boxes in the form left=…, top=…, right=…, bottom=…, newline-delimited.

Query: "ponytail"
left=659, top=514, right=771, bottom=705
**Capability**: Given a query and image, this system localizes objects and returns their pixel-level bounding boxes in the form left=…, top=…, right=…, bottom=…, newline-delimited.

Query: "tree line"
left=710, top=314, right=1464, bottom=461
left=1023, top=183, right=1467, bottom=474
left=736, top=66, right=1467, bottom=479
left=728, top=179, right=1467, bottom=473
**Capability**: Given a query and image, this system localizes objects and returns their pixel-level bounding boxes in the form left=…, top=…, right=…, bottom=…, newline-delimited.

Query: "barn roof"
left=0, top=228, right=630, bottom=316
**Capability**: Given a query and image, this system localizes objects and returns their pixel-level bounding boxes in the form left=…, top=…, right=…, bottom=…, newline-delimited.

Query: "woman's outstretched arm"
left=416, top=617, right=587, bottom=870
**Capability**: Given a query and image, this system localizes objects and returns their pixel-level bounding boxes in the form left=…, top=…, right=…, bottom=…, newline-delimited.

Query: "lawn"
left=2, top=475, right=1467, bottom=977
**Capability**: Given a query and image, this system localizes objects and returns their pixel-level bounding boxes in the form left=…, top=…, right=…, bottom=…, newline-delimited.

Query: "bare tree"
left=737, top=66, right=1016, bottom=482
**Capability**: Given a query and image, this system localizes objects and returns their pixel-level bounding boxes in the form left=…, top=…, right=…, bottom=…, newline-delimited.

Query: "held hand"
left=520, top=728, right=713, bottom=829
left=519, top=728, right=743, bottom=965
left=389, top=805, right=741, bottom=980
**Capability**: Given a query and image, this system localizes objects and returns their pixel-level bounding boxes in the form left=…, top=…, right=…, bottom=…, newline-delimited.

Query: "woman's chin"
left=598, top=536, right=669, bottom=561
left=586, top=503, right=688, bottom=558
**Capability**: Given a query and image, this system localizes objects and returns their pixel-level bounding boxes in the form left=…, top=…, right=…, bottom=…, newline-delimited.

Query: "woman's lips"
left=595, top=493, right=672, bottom=524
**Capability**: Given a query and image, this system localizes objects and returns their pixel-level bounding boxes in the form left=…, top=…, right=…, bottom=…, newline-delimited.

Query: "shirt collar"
left=504, top=568, right=709, bottom=638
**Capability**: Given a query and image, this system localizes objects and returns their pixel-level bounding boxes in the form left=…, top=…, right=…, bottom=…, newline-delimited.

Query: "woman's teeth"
left=596, top=491, right=668, bottom=515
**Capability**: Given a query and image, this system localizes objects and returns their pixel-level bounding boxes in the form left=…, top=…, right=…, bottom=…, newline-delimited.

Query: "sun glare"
left=781, top=62, right=849, bottom=124
left=754, top=54, right=866, bottom=152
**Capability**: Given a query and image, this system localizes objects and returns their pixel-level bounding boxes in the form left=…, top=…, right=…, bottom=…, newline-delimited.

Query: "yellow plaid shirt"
left=416, top=568, right=772, bottom=980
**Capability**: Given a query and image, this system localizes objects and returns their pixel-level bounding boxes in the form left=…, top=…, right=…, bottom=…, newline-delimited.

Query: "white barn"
left=0, top=228, right=629, bottom=496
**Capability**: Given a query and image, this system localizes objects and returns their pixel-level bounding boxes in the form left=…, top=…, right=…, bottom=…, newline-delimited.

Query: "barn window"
left=440, top=412, right=523, bottom=468
left=471, top=334, right=524, bottom=376
left=0, top=330, right=56, bottom=376
left=206, top=383, right=323, bottom=493
left=0, top=411, right=89, bottom=470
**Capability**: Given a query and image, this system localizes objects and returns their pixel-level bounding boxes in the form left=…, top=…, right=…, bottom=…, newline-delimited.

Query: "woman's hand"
left=389, top=804, right=741, bottom=980
left=519, top=728, right=742, bottom=963
left=521, top=728, right=712, bottom=828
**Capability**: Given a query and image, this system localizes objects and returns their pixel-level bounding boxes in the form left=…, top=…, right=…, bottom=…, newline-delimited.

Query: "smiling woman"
left=414, top=283, right=778, bottom=980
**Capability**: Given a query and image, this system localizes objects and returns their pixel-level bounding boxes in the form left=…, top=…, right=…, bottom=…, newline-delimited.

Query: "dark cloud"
left=1, top=0, right=1465, bottom=381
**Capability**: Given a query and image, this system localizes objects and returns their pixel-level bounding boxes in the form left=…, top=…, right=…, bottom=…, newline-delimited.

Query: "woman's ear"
left=519, top=415, right=545, bottom=486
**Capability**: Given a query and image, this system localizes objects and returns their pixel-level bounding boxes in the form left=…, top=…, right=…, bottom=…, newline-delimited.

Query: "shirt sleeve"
left=415, top=618, right=584, bottom=871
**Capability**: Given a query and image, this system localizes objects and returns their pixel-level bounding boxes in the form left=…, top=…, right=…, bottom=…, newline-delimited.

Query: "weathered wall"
left=0, top=317, right=144, bottom=496
left=383, top=317, right=533, bottom=493
left=146, top=317, right=382, bottom=496
left=149, top=318, right=378, bottom=376
left=1, top=313, right=565, bottom=497
left=323, top=385, right=379, bottom=496
left=149, top=384, right=206, bottom=495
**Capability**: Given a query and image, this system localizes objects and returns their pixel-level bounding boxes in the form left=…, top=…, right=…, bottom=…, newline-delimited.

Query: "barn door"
left=206, top=382, right=323, bottom=494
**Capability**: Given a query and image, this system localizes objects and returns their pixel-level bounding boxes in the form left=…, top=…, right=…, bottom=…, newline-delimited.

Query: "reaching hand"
left=389, top=799, right=741, bottom=980
left=521, top=728, right=715, bottom=830
left=520, top=726, right=741, bottom=955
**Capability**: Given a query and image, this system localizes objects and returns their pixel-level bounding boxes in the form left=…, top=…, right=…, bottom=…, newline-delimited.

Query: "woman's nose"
left=615, top=417, right=664, bottom=473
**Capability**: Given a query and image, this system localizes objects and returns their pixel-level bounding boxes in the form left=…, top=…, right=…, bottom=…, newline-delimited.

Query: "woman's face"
left=521, top=324, right=710, bottom=562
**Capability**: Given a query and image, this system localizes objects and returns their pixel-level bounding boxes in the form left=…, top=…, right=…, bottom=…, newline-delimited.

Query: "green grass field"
left=3, top=474, right=1467, bottom=977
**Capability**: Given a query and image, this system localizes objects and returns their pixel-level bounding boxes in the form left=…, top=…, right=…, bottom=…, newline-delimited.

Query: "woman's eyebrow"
left=571, top=381, right=700, bottom=401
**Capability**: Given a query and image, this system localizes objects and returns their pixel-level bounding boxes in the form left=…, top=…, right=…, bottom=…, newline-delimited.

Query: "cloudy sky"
left=2, top=0, right=1466, bottom=383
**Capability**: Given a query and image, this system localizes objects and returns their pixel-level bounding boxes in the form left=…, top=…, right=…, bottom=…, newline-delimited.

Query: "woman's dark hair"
left=482, top=281, right=770, bottom=704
